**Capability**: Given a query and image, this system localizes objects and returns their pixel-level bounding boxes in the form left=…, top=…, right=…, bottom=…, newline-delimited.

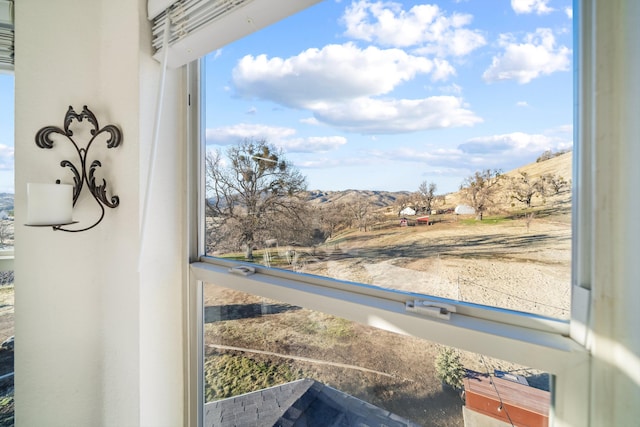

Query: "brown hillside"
left=444, top=151, right=572, bottom=214
left=306, top=151, right=572, bottom=217
left=505, top=150, right=572, bottom=180
left=305, top=189, right=411, bottom=208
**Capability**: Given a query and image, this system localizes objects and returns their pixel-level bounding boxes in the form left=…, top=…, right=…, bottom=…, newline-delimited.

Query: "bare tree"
left=205, top=138, right=307, bottom=260
left=315, top=202, right=349, bottom=239
left=460, top=169, right=503, bottom=220
left=346, top=194, right=381, bottom=232
left=536, top=149, right=555, bottom=163
left=417, top=181, right=437, bottom=214
left=544, top=174, right=570, bottom=194
left=508, top=171, right=546, bottom=208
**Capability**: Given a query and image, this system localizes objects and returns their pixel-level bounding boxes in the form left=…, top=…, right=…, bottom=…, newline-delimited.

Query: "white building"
left=400, top=207, right=416, bottom=216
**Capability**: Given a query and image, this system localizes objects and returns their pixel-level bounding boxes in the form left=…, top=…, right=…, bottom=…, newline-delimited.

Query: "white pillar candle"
left=27, top=183, right=74, bottom=225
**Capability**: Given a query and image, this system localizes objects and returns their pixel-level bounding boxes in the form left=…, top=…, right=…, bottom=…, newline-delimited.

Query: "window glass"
left=203, top=282, right=551, bottom=426
left=0, top=72, right=15, bottom=426
left=204, top=0, right=573, bottom=320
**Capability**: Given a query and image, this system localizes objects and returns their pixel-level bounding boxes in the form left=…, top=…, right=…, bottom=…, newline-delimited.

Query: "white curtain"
left=148, top=0, right=322, bottom=68
left=0, top=0, right=13, bottom=71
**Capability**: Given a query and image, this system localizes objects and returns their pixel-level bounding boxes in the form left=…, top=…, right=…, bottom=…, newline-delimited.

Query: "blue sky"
left=0, top=0, right=573, bottom=194
left=205, top=0, right=573, bottom=193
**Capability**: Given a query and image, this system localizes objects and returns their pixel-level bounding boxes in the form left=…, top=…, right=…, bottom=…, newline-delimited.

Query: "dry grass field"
left=204, top=284, right=468, bottom=426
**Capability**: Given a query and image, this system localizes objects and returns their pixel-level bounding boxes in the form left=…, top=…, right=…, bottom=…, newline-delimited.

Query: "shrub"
left=434, top=347, right=465, bottom=390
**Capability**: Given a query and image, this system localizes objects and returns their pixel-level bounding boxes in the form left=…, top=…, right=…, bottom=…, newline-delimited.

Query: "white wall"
left=587, top=1, right=640, bottom=425
left=14, top=0, right=185, bottom=426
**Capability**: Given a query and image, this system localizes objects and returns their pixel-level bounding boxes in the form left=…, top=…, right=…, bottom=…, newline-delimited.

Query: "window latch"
left=405, top=300, right=456, bottom=320
left=229, top=266, right=256, bottom=276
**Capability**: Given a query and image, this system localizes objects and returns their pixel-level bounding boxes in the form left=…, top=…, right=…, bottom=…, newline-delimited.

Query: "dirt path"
left=208, top=343, right=398, bottom=379
left=306, top=217, right=572, bottom=319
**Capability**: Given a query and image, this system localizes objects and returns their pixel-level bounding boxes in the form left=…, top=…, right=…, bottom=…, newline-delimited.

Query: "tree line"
left=206, top=139, right=570, bottom=258
left=460, top=168, right=570, bottom=220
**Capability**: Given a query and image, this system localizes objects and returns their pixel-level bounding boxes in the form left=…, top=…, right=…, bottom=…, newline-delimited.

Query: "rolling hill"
left=305, top=150, right=573, bottom=213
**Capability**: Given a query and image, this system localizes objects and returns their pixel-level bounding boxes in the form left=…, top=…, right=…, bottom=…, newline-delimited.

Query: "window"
left=0, top=71, right=14, bottom=426
left=186, top=1, right=591, bottom=426
left=202, top=0, right=574, bottom=321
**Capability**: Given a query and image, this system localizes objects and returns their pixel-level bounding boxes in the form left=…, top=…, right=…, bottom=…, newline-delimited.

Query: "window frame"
left=191, top=258, right=586, bottom=369
left=184, top=4, right=592, bottom=426
left=184, top=60, right=204, bottom=427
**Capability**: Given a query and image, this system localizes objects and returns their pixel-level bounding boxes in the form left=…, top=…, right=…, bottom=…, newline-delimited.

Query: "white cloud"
left=300, top=117, right=321, bottom=126
left=342, top=0, right=486, bottom=56
left=206, top=124, right=346, bottom=154
left=458, top=132, right=572, bottom=161
left=379, top=145, right=464, bottom=165
left=511, top=0, right=554, bottom=15
left=546, top=123, right=573, bottom=134
left=206, top=124, right=296, bottom=145
left=233, top=43, right=451, bottom=108
left=439, top=83, right=463, bottom=95
left=565, top=7, right=573, bottom=19
left=311, top=96, right=482, bottom=134
left=0, top=144, right=14, bottom=171
left=231, top=43, right=481, bottom=133
left=432, top=58, right=457, bottom=81
left=482, top=28, right=571, bottom=84
left=516, top=101, right=529, bottom=107
left=211, top=49, right=223, bottom=60
left=278, top=136, right=348, bottom=153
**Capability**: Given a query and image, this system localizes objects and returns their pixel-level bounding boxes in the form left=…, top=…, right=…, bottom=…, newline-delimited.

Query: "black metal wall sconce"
left=26, top=105, right=122, bottom=232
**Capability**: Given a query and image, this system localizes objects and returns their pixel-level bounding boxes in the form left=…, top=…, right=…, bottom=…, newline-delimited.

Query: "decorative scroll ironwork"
left=34, top=105, right=122, bottom=232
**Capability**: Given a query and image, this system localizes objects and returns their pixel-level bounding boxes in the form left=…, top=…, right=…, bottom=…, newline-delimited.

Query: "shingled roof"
left=205, top=378, right=422, bottom=427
